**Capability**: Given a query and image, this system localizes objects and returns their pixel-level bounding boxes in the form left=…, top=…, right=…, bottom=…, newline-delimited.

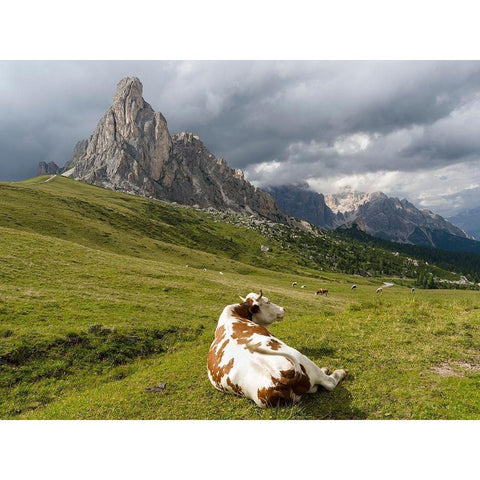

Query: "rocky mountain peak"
left=64, top=77, right=286, bottom=222
left=325, top=189, right=374, bottom=214
left=114, top=76, right=143, bottom=102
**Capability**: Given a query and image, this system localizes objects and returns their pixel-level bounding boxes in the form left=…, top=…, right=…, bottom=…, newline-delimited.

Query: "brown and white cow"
left=315, top=288, right=328, bottom=296
left=207, top=291, right=348, bottom=407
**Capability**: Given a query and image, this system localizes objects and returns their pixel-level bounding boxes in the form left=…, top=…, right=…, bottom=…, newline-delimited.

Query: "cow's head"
left=237, top=290, right=285, bottom=326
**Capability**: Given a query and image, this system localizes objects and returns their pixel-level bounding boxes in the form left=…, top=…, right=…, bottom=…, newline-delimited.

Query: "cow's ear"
left=249, top=304, right=260, bottom=314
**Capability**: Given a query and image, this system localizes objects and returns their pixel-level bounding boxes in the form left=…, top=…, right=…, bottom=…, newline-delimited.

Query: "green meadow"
left=0, top=176, right=479, bottom=419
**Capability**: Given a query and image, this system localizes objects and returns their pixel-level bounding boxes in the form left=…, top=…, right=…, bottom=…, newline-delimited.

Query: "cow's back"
left=207, top=309, right=312, bottom=406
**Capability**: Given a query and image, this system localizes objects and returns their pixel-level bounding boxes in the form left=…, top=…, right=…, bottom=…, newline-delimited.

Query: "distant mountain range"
left=266, top=184, right=338, bottom=229
left=448, top=207, right=480, bottom=240
left=268, top=184, right=480, bottom=254
left=35, top=76, right=480, bottom=255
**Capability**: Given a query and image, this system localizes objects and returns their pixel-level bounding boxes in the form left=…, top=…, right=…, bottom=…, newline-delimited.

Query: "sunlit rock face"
left=69, top=77, right=285, bottom=222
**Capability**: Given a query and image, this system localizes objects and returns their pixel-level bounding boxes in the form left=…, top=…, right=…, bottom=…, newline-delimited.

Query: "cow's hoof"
left=332, top=369, right=348, bottom=381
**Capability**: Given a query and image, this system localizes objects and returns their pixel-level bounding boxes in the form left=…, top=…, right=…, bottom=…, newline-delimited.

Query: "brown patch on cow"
left=231, top=318, right=272, bottom=347
left=267, top=339, right=282, bottom=351
left=232, top=300, right=260, bottom=321
left=208, top=325, right=235, bottom=387
left=257, top=364, right=311, bottom=407
left=226, top=377, right=244, bottom=396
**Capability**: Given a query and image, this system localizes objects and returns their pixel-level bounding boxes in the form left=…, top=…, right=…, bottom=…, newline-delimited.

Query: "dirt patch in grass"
left=432, top=361, right=480, bottom=377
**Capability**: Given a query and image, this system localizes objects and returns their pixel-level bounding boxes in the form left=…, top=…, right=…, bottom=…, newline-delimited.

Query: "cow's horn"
left=238, top=295, right=246, bottom=302
left=256, top=290, right=263, bottom=301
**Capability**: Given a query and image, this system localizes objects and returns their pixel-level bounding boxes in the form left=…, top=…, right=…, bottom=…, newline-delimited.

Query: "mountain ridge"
left=269, top=183, right=480, bottom=254
left=62, top=76, right=286, bottom=223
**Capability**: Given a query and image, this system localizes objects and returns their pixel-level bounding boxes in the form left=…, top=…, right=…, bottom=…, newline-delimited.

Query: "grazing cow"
left=207, top=291, right=348, bottom=407
left=411, top=288, right=415, bottom=293
left=291, top=282, right=298, bottom=287
left=219, top=271, right=224, bottom=275
left=376, top=287, right=383, bottom=294
left=315, top=289, right=328, bottom=296
left=301, top=285, right=307, bottom=289
left=351, top=284, right=357, bottom=290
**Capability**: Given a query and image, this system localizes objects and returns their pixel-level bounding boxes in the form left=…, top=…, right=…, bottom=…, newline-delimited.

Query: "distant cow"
left=351, top=284, right=357, bottom=290
left=315, top=289, right=328, bottom=296
left=376, top=287, right=383, bottom=294
left=207, top=291, right=348, bottom=407
left=301, top=285, right=307, bottom=289
left=291, top=282, right=298, bottom=287
left=411, top=288, right=415, bottom=293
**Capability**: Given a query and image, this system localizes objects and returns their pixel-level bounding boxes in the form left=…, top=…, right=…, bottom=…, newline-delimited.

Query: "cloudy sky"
left=1, top=60, right=480, bottom=217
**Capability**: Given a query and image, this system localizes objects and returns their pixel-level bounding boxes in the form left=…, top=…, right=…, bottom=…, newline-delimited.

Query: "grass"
left=0, top=176, right=479, bottom=419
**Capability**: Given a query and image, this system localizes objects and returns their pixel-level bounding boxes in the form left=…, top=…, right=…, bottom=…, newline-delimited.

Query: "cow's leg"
left=305, top=368, right=347, bottom=393
left=315, top=368, right=348, bottom=391
left=299, top=357, right=348, bottom=393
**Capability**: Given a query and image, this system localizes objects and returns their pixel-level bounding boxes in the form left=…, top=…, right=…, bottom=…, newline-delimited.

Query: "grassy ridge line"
left=0, top=176, right=322, bottom=276
left=0, top=176, right=460, bottom=283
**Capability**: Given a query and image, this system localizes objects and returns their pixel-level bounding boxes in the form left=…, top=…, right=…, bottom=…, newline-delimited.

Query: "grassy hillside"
left=1, top=176, right=479, bottom=419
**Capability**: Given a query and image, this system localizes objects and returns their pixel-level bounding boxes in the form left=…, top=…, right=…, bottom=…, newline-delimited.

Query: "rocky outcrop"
left=68, top=77, right=286, bottom=222
left=37, top=161, right=60, bottom=176
left=267, top=184, right=337, bottom=228
left=72, top=77, right=172, bottom=198
left=166, top=132, right=285, bottom=220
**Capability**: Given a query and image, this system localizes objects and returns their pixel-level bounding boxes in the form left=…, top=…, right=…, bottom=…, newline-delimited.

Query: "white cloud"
left=334, top=133, right=371, bottom=155
left=253, top=160, right=281, bottom=174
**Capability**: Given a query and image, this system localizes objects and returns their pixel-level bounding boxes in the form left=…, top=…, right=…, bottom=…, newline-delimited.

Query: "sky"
left=1, top=60, right=480, bottom=217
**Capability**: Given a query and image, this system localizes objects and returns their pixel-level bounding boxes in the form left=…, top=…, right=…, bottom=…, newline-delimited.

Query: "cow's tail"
left=246, top=342, right=303, bottom=375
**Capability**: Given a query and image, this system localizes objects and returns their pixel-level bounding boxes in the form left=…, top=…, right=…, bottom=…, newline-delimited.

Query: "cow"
left=291, top=282, right=298, bottom=287
left=351, top=284, right=357, bottom=290
left=207, top=291, right=348, bottom=407
left=300, top=285, right=307, bottom=289
left=411, top=288, right=415, bottom=293
left=376, top=287, right=383, bottom=294
left=315, top=289, right=328, bottom=296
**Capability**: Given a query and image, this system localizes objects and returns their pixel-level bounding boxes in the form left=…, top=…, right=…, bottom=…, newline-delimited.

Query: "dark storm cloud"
left=1, top=60, right=480, bottom=215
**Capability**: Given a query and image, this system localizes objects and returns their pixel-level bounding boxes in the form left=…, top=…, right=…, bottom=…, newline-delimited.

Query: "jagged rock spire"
left=65, top=77, right=286, bottom=222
